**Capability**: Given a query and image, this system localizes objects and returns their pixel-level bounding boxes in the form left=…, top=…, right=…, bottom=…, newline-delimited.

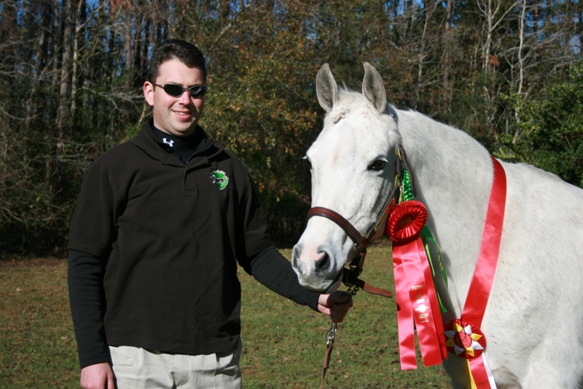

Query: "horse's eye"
left=368, top=160, right=386, bottom=171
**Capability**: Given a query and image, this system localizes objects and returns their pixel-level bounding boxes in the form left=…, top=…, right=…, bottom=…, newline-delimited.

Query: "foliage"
left=0, top=246, right=452, bottom=388
left=498, top=61, right=583, bottom=187
left=182, top=2, right=325, bottom=244
left=1, top=0, right=582, bottom=254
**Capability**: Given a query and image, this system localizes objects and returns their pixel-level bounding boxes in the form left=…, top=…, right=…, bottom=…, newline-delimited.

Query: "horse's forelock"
left=327, top=89, right=396, bottom=127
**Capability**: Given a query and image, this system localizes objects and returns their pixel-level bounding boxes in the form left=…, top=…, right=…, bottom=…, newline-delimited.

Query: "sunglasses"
left=154, top=83, right=208, bottom=98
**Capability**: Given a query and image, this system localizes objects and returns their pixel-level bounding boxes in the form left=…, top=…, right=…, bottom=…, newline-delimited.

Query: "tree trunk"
left=70, top=0, right=87, bottom=126
left=57, top=0, right=74, bottom=138
left=443, top=0, right=453, bottom=108
left=51, top=0, right=75, bottom=190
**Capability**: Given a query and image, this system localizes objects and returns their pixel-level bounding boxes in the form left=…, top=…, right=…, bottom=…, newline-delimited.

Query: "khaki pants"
left=109, top=341, right=242, bottom=389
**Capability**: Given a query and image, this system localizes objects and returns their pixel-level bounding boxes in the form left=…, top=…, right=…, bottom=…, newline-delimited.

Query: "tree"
left=498, top=60, right=583, bottom=187
left=1, top=0, right=582, bottom=255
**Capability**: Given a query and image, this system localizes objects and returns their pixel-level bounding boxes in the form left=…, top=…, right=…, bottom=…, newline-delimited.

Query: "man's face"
left=143, top=58, right=205, bottom=137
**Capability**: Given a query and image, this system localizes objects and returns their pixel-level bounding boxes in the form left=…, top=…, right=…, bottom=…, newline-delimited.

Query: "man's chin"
left=169, top=123, right=198, bottom=137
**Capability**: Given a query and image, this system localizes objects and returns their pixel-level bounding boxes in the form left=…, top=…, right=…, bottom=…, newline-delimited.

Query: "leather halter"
left=307, top=207, right=368, bottom=259
left=306, top=146, right=408, bottom=290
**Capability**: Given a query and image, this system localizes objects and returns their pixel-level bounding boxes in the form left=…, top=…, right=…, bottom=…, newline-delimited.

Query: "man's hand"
left=80, top=362, right=115, bottom=389
left=317, top=291, right=354, bottom=322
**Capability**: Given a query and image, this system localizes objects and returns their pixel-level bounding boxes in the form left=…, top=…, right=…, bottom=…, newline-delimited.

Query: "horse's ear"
left=316, top=63, right=338, bottom=113
left=362, top=62, right=387, bottom=113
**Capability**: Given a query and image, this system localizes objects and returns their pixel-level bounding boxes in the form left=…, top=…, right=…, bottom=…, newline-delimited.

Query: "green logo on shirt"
left=210, top=170, right=229, bottom=190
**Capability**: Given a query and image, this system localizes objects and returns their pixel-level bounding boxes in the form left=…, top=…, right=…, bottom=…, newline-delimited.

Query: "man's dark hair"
left=147, top=39, right=206, bottom=83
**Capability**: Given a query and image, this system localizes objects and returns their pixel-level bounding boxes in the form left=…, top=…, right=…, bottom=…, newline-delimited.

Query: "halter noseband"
left=307, top=207, right=368, bottom=257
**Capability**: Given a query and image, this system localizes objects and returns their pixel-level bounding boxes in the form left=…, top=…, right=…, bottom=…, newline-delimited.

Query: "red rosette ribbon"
left=386, top=200, right=428, bottom=244
left=444, top=318, right=495, bottom=388
left=388, top=199, right=447, bottom=370
left=444, top=319, right=486, bottom=359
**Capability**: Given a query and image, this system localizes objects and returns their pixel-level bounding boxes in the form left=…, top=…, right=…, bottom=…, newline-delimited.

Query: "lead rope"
left=319, top=285, right=359, bottom=389
left=319, top=271, right=389, bottom=389
left=319, top=321, right=337, bottom=389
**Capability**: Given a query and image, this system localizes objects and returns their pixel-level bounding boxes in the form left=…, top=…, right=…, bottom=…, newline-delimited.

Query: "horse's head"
left=292, top=63, right=401, bottom=293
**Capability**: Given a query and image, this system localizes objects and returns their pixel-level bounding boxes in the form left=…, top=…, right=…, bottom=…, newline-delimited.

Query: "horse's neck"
left=397, top=110, right=493, bottom=313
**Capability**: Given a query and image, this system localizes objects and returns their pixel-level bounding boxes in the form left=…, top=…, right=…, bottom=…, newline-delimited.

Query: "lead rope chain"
left=319, top=286, right=359, bottom=389
left=319, top=279, right=379, bottom=389
left=319, top=321, right=337, bottom=389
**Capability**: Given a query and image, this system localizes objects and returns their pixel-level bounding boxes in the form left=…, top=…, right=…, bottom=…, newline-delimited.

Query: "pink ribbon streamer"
left=393, top=237, right=447, bottom=369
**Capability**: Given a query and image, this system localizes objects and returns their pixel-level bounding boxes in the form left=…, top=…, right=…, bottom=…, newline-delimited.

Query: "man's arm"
left=68, top=250, right=112, bottom=368
left=247, top=246, right=353, bottom=322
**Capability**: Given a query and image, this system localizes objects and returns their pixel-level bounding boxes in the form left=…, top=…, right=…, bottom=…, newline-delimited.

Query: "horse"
left=291, top=62, right=583, bottom=389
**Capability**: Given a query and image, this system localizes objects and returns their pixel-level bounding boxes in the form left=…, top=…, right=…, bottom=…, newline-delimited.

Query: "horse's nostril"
left=315, top=252, right=330, bottom=272
left=291, top=245, right=303, bottom=274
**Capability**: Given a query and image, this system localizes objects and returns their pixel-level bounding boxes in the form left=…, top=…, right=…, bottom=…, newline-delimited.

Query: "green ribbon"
left=400, top=169, right=448, bottom=312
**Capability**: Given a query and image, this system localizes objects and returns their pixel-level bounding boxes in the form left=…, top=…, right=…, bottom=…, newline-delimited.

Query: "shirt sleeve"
left=248, top=245, right=320, bottom=311
left=67, top=249, right=111, bottom=368
left=68, top=159, right=120, bottom=258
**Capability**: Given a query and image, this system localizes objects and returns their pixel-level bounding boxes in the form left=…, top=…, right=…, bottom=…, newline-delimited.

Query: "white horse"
left=291, top=62, right=583, bottom=389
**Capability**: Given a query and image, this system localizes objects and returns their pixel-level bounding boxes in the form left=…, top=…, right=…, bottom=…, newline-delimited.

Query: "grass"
left=0, top=243, right=452, bottom=388
left=0, top=258, right=79, bottom=388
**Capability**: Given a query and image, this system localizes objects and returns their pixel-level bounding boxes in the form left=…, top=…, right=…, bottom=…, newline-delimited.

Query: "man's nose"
left=178, top=90, right=191, bottom=103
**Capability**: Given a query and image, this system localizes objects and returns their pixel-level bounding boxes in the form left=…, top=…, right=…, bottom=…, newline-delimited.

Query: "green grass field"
left=0, top=244, right=452, bottom=388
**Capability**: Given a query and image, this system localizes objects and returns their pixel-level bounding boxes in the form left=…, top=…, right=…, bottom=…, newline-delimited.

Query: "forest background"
left=1, top=0, right=582, bottom=256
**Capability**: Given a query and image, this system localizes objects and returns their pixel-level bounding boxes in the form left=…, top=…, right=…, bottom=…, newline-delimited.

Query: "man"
left=67, top=39, right=352, bottom=389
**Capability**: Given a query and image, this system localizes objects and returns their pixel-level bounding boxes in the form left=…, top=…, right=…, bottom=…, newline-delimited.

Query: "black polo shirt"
left=68, top=122, right=280, bottom=363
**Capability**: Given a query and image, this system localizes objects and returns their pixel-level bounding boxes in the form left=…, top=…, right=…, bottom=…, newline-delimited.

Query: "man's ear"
left=143, top=81, right=155, bottom=107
